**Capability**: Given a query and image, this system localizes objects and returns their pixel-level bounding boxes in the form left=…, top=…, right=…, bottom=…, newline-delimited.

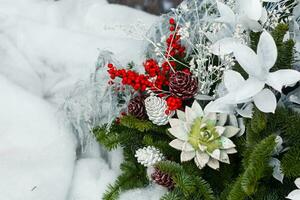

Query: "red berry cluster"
left=166, top=96, right=182, bottom=111
left=166, top=18, right=186, bottom=58
left=144, top=59, right=160, bottom=77
left=107, top=63, right=152, bottom=91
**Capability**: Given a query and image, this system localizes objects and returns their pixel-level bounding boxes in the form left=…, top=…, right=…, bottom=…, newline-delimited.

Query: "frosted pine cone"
left=128, top=95, right=147, bottom=119
left=135, top=146, right=165, bottom=167
left=151, top=168, right=175, bottom=190
left=169, top=71, right=198, bottom=99
left=145, top=95, right=174, bottom=126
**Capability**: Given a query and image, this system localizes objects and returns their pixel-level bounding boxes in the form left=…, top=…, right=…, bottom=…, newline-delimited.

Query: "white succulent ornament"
left=135, top=146, right=165, bottom=167
left=168, top=101, right=240, bottom=170
left=145, top=95, right=174, bottom=126
left=286, top=178, right=300, bottom=200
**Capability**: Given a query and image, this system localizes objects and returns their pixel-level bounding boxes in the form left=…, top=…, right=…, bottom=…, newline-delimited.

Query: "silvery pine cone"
left=151, top=168, right=175, bottom=190
left=128, top=96, right=147, bottom=119
left=135, top=146, right=165, bottom=167
left=169, top=71, right=198, bottom=99
left=144, top=95, right=175, bottom=126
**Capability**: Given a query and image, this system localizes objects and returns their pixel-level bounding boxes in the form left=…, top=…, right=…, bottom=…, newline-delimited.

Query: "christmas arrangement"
left=90, top=0, right=300, bottom=199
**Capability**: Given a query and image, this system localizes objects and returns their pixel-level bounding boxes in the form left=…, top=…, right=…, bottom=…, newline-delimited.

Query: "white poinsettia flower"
left=209, top=31, right=300, bottom=114
left=286, top=178, right=300, bottom=200
left=168, top=101, right=240, bottom=170
left=211, top=0, right=279, bottom=56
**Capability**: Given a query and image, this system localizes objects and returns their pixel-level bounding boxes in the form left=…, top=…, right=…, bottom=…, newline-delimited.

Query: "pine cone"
left=144, top=95, right=174, bottom=126
left=135, top=146, right=165, bottom=167
left=128, top=96, right=147, bottom=119
left=169, top=71, right=198, bottom=99
left=151, top=168, right=175, bottom=190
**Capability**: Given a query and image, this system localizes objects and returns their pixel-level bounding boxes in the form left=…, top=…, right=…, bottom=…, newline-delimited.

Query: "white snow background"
left=0, top=0, right=167, bottom=199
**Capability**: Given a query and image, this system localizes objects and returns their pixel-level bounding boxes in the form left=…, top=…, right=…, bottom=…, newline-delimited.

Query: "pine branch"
left=281, top=146, right=300, bottom=178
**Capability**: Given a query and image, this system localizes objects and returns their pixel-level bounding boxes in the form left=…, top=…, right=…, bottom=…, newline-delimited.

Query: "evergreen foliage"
left=93, top=23, right=300, bottom=200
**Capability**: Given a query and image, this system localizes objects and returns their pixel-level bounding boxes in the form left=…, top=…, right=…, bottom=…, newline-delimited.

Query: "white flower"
left=208, top=31, right=300, bottom=114
left=211, top=0, right=280, bottom=56
left=286, top=178, right=300, bottom=200
left=168, top=101, right=240, bottom=170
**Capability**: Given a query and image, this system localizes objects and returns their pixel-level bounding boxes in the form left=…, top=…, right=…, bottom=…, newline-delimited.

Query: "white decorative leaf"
left=260, top=8, right=268, bottom=24
left=194, top=94, right=215, bottom=101
left=253, top=88, right=277, bottom=113
left=257, top=31, right=278, bottom=70
left=195, top=151, right=210, bottom=169
left=169, top=139, right=184, bottom=150
left=180, top=151, right=195, bottom=162
left=269, top=158, right=284, bottom=183
left=237, top=118, right=246, bottom=137
left=207, top=158, right=220, bottom=170
left=286, top=190, right=300, bottom=200
left=216, top=1, right=236, bottom=24
left=239, top=16, right=263, bottom=32
left=233, top=44, right=265, bottom=79
left=168, top=126, right=188, bottom=141
left=191, top=101, right=204, bottom=117
left=204, top=97, right=236, bottom=114
left=216, top=126, right=226, bottom=136
left=295, top=178, right=300, bottom=189
left=223, top=126, right=240, bottom=138
left=266, top=70, right=300, bottom=92
left=210, top=38, right=238, bottom=56
left=224, top=70, right=245, bottom=92
left=210, top=149, right=221, bottom=160
left=233, top=77, right=265, bottom=103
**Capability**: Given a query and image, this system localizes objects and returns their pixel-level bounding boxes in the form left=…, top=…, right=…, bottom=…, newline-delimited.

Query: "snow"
left=0, top=0, right=165, bottom=199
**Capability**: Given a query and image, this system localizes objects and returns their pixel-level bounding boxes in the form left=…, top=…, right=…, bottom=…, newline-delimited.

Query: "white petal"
left=253, top=88, right=277, bottom=113
left=177, top=110, right=186, bottom=121
left=207, top=158, right=220, bottom=170
left=216, top=1, right=236, bottom=24
left=266, top=70, right=300, bottom=92
left=217, top=113, right=228, bottom=126
left=260, top=8, right=268, bottom=24
left=185, top=106, right=198, bottom=124
left=225, top=148, right=237, bottom=154
left=224, top=70, right=245, bottom=92
left=286, top=190, right=300, bottom=200
left=223, top=126, right=240, bottom=138
left=204, top=113, right=217, bottom=123
left=220, top=137, right=236, bottom=149
left=233, top=77, right=265, bottom=102
left=295, top=178, right=300, bottom=189
left=220, top=150, right=230, bottom=164
left=180, top=151, right=195, bottom=162
left=216, top=126, right=226, bottom=136
left=239, top=16, right=263, bottom=32
left=169, top=118, right=185, bottom=128
left=238, top=0, right=262, bottom=21
left=168, top=126, right=188, bottom=141
left=257, top=31, right=278, bottom=71
left=204, top=97, right=236, bottom=114
left=237, top=118, right=246, bottom=137
left=195, top=151, right=210, bottom=169
left=199, top=144, right=207, bottom=152
left=182, top=142, right=194, bottom=152
left=169, top=139, right=184, bottom=150
left=236, top=103, right=254, bottom=118
left=211, top=38, right=238, bottom=56
left=233, top=44, right=266, bottom=79
left=210, top=149, right=221, bottom=160
left=191, top=101, right=204, bottom=117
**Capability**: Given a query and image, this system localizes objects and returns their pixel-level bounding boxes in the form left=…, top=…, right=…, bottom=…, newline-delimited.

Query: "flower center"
left=188, top=117, right=221, bottom=153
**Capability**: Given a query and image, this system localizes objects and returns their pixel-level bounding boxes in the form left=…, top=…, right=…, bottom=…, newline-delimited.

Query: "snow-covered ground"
left=0, top=0, right=166, bottom=199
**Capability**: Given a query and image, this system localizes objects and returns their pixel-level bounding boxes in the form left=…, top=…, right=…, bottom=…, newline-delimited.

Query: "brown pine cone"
left=151, top=168, right=175, bottom=190
left=169, top=71, right=198, bottom=100
left=128, top=95, right=147, bottom=119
